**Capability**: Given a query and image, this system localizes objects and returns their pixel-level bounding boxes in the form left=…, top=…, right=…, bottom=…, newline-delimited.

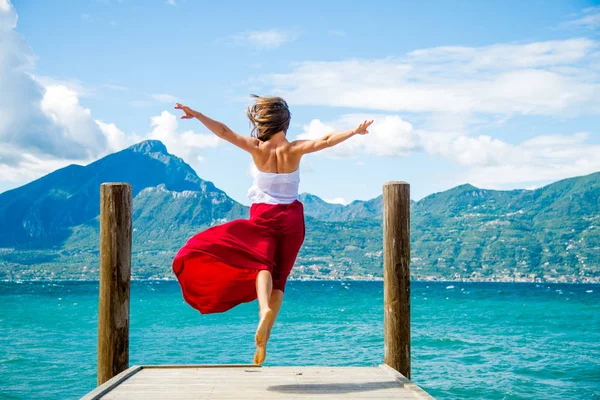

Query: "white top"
left=247, top=166, right=300, bottom=205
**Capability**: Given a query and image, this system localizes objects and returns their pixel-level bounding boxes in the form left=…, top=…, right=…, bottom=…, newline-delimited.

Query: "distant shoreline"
left=2, top=278, right=599, bottom=285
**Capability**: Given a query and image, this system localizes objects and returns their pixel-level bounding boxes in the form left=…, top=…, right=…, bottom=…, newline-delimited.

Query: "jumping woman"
left=172, top=95, right=373, bottom=365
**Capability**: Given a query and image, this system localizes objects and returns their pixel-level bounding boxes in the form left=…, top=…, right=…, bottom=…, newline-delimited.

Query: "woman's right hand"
left=174, top=103, right=195, bottom=119
left=353, top=120, right=374, bottom=135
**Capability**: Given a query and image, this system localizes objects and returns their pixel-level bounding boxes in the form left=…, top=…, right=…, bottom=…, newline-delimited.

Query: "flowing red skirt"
left=172, top=200, right=305, bottom=314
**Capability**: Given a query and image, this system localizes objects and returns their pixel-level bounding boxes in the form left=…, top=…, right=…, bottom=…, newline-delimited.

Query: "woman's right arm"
left=174, top=103, right=261, bottom=154
left=290, top=120, right=373, bottom=155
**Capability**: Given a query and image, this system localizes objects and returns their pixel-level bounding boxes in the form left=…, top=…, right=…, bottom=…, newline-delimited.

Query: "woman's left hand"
left=175, top=103, right=195, bottom=119
left=353, top=120, right=374, bottom=135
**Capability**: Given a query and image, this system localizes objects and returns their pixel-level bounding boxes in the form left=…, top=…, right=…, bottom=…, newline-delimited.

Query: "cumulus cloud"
left=95, top=120, right=132, bottom=152
left=2, top=0, right=598, bottom=194
left=265, top=38, right=600, bottom=117
left=147, top=111, right=220, bottom=165
left=0, top=0, right=112, bottom=181
left=296, top=115, right=420, bottom=158
left=421, top=129, right=600, bottom=186
left=40, top=84, right=109, bottom=157
left=420, top=132, right=524, bottom=167
left=466, top=132, right=600, bottom=187
left=264, top=35, right=600, bottom=187
left=297, top=113, right=600, bottom=187
left=0, top=150, right=87, bottom=184
left=0, top=1, right=217, bottom=188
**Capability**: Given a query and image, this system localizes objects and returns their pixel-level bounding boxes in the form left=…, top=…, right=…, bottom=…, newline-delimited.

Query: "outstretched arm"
left=290, top=120, right=373, bottom=155
left=174, top=103, right=260, bottom=154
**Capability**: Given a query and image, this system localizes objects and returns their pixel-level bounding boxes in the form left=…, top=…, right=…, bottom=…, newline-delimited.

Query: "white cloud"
left=265, top=33, right=600, bottom=188
left=294, top=112, right=600, bottom=187
left=166, top=0, right=176, bottom=5
left=151, top=93, right=179, bottom=103
left=40, top=84, right=108, bottom=158
left=35, top=76, right=92, bottom=96
left=563, top=6, right=600, bottom=30
left=1, top=0, right=598, bottom=196
left=296, top=115, right=420, bottom=157
left=0, top=0, right=110, bottom=166
left=0, top=0, right=108, bottom=185
left=417, top=129, right=600, bottom=187
left=228, top=29, right=295, bottom=49
left=0, top=150, right=87, bottom=184
left=264, top=36, right=600, bottom=188
left=324, top=197, right=347, bottom=205
left=265, top=38, right=600, bottom=117
left=361, top=115, right=420, bottom=156
left=0, top=2, right=215, bottom=190
left=296, top=119, right=353, bottom=157
left=465, top=132, right=600, bottom=187
left=95, top=120, right=136, bottom=152
left=407, top=38, right=594, bottom=69
left=148, top=111, right=220, bottom=166
left=0, top=108, right=222, bottom=188
left=420, top=132, right=524, bottom=167
left=0, top=0, right=17, bottom=30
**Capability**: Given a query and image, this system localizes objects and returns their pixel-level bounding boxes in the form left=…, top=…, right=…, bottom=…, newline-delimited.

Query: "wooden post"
left=383, top=181, right=411, bottom=379
left=98, top=183, right=132, bottom=386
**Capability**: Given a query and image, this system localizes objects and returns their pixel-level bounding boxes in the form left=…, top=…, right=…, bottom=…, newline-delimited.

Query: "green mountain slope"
left=1, top=141, right=598, bottom=282
left=299, top=193, right=383, bottom=221
left=0, top=140, right=245, bottom=248
left=410, top=175, right=600, bottom=281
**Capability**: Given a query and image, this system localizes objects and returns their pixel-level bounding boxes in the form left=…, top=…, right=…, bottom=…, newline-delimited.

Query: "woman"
left=172, top=95, right=373, bottom=365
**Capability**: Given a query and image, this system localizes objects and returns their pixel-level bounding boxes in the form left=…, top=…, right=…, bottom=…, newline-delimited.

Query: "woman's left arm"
left=175, top=103, right=260, bottom=154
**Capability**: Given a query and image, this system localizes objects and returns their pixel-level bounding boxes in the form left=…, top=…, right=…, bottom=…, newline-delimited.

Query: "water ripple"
left=0, top=281, right=598, bottom=400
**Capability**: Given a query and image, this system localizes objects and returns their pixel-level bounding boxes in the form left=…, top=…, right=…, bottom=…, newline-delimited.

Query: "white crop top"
left=247, top=166, right=300, bottom=205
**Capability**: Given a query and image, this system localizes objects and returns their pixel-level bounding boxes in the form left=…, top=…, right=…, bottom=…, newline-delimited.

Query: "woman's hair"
left=246, top=94, right=291, bottom=141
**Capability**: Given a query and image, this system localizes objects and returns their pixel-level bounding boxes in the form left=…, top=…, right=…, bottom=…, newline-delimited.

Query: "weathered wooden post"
left=383, top=181, right=411, bottom=379
left=98, top=183, right=132, bottom=385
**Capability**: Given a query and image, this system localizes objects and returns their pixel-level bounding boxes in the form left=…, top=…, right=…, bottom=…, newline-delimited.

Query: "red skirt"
left=172, top=200, right=305, bottom=314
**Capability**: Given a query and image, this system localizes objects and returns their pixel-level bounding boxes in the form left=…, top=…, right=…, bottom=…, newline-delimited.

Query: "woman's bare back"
left=252, top=135, right=300, bottom=174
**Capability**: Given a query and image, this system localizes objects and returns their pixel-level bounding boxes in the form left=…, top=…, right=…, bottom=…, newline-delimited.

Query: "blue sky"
left=1, top=0, right=599, bottom=204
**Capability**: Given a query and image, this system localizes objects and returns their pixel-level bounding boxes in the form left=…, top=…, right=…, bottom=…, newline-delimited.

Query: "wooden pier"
left=82, top=182, right=435, bottom=399
left=82, top=365, right=433, bottom=399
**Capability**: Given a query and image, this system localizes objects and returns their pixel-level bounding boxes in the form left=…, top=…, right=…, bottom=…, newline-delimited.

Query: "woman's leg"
left=268, top=289, right=284, bottom=332
left=255, top=269, right=273, bottom=313
left=254, top=270, right=275, bottom=365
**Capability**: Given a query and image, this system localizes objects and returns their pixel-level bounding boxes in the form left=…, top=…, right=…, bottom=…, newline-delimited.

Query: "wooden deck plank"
left=82, top=365, right=434, bottom=400
left=81, top=366, right=142, bottom=400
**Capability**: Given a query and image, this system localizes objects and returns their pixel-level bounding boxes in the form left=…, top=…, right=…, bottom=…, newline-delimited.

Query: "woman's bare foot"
left=254, top=308, right=274, bottom=365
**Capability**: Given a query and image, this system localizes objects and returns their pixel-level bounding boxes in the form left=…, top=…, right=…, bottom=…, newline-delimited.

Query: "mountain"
left=299, top=193, right=383, bottom=221
left=0, top=140, right=245, bottom=248
left=410, top=175, right=600, bottom=282
left=0, top=140, right=598, bottom=283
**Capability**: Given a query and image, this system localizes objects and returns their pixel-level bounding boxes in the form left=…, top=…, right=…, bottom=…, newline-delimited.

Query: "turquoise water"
left=0, top=281, right=598, bottom=399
